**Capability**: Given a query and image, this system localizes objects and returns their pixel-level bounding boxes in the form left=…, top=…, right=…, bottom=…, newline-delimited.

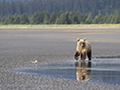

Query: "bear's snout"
left=82, top=45, right=84, bottom=48
left=81, top=43, right=85, bottom=48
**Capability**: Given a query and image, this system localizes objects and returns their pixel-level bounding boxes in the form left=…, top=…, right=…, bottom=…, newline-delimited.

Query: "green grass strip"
left=0, top=24, right=120, bottom=27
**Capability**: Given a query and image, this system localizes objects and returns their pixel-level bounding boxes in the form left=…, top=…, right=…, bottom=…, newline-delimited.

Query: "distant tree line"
left=1, top=10, right=120, bottom=24
left=0, top=0, right=120, bottom=18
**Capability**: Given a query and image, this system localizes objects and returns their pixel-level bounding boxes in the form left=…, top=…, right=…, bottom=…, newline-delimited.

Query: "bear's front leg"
left=74, top=52, right=80, bottom=60
left=81, top=50, right=87, bottom=60
left=81, top=54, right=86, bottom=60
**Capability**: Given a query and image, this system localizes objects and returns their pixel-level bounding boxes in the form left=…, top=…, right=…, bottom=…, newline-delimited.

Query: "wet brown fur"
left=74, top=38, right=92, bottom=60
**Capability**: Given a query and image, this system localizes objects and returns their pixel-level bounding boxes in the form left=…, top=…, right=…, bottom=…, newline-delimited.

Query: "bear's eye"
left=83, top=42, right=85, bottom=45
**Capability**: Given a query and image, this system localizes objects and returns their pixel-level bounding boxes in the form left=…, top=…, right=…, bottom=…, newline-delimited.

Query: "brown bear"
left=74, top=38, right=92, bottom=60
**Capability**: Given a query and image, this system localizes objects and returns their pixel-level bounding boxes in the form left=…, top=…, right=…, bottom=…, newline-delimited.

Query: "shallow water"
left=11, top=58, right=120, bottom=85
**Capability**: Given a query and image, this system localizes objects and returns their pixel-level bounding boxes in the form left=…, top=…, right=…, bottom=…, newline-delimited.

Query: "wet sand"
left=0, top=27, right=120, bottom=90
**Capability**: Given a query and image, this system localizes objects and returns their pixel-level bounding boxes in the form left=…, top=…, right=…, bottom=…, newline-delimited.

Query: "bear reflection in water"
left=75, top=61, right=92, bottom=82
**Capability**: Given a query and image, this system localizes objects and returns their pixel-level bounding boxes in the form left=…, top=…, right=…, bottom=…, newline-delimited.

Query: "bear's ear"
left=77, top=38, right=80, bottom=41
left=83, top=38, right=86, bottom=41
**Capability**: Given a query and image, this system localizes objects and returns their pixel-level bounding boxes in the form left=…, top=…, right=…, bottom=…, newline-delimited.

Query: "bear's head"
left=77, top=38, right=86, bottom=48
left=74, top=38, right=86, bottom=60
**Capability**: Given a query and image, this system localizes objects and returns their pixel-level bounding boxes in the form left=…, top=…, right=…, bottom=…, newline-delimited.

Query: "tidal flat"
left=0, top=27, right=120, bottom=90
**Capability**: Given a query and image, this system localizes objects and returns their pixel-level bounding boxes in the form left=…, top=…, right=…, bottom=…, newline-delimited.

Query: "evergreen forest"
left=0, top=0, right=120, bottom=24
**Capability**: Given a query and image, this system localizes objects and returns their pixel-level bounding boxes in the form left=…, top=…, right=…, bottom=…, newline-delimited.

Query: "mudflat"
left=0, top=27, right=120, bottom=90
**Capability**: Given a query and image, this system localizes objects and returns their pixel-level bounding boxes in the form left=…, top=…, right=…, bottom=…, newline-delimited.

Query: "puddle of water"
left=10, top=58, right=120, bottom=85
